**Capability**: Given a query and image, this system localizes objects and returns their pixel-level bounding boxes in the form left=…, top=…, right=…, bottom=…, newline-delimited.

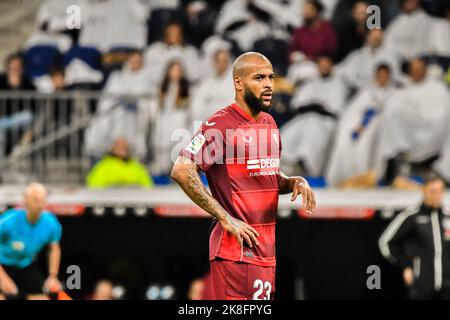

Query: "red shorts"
left=204, top=259, right=275, bottom=300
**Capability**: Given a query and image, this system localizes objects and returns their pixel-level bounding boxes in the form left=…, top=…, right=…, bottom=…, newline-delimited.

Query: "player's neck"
left=234, top=97, right=261, bottom=121
left=25, top=211, right=40, bottom=224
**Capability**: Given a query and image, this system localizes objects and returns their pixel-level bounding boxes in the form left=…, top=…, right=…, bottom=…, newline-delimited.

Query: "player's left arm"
left=45, top=218, right=63, bottom=293
left=44, top=242, right=63, bottom=292
left=278, top=171, right=316, bottom=214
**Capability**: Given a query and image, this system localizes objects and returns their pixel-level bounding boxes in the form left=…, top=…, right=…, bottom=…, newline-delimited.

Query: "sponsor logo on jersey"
left=246, top=158, right=280, bottom=170
left=244, top=250, right=254, bottom=258
left=11, top=241, right=25, bottom=251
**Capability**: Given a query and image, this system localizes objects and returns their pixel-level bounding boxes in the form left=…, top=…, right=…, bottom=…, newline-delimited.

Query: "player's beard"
left=243, top=87, right=272, bottom=114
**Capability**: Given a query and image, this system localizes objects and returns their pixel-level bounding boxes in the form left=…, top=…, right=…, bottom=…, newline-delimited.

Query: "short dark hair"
left=5, top=52, right=23, bottom=69
left=316, top=54, right=334, bottom=64
left=49, top=66, right=65, bottom=77
left=307, top=0, right=325, bottom=14
left=376, top=63, right=391, bottom=73
left=423, top=174, right=444, bottom=187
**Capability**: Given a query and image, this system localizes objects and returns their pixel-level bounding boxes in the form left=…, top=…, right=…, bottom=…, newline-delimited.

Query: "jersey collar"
left=230, top=103, right=260, bottom=123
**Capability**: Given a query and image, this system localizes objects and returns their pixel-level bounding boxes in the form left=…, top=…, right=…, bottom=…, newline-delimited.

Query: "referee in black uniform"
left=379, top=176, right=450, bottom=299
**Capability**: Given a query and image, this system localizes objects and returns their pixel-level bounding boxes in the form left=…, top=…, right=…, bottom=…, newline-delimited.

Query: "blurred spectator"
left=326, top=64, right=395, bottom=188
left=25, top=0, right=75, bottom=54
left=86, top=137, right=154, bottom=189
left=34, top=67, right=67, bottom=93
left=216, top=0, right=339, bottom=54
left=0, top=54, right=35, bottom=90
left=191, top=49, right=234, bottom=127
left=376, top=58, right=450, bottom=188
left=151, top=61, right=190, bottom=175
left=187, top=278, right=206, bottom=300
left=214, top=0, right=271, bottom=52
left=334, top=1, right=369, bottom=62
left=78, top=0, right=151, bottom=52
left=249, top=0, right=305, bottom=30
left=88, top=279, right=114, bottom=300
left=336, top=29, right=399, bottom=91
left=384, top=0, right=434, bottom=60
left=182, top=0, right=221, bottom=47
left=428, top=5, right=450, bottom=57
left=85, top=50, right=156, bottom=160
left=281, top=55, right=347, bottom=176
left=199, top=35, right=233, bottom=78
left=102, top=50, right=157, bottom=96
left=144, top=22, right=201, bottom=84
left=0, top=54, right=35, bottom=158
left=288, top=0, right=337, bottom=62
left=34, top=0, right=83, bottom=43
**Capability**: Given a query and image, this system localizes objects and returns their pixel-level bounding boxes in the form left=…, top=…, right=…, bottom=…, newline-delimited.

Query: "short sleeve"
left=0, top=211, right=12, bottom=243
left=50, top=217, right=62, bottom=243
left=180, top=121, right=225, bottom=172
left=0, top=220, right=5, bottom=243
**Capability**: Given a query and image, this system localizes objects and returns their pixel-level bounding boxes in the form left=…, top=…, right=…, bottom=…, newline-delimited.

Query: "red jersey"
left=181, top=103, right=281, bottom=267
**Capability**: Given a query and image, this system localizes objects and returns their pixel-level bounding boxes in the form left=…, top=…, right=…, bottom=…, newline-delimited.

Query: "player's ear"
left=234, top=76, right=243, bottom=91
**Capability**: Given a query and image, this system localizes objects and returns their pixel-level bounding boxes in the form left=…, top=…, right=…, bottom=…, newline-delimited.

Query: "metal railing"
left=0, top=91, right=156, bottom=184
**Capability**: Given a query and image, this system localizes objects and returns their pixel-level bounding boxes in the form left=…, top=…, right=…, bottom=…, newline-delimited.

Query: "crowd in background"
left=0, top=0, right=449, bottom=189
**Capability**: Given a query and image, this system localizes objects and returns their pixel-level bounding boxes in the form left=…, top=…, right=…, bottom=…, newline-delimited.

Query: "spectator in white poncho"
left=336, top=29, right=400, bottom=91
left=151, top=60, right=191, bottom=175
left=191, top=48, right=234, bottom=129
left=376, top=58, right=450, bottom=187
left=384, top=0, right=435, bottom=60
left=281, top=55, right=347, bottom=176
left=326, top=64, right=396, bottom=188
left=85, top=51, right=157, bottom=161
left=144, top=22, right=201, bottom=84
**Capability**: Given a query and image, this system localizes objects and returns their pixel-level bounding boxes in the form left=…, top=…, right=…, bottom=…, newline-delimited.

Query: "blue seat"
left=24, top=45, right=61, bottom=78
left=305, top=176, right=327, bottom=188
left=63, top=46, right=102, bottom=70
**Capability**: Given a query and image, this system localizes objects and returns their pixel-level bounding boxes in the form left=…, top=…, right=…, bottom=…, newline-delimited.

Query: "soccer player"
left=0, top=182, right=63, bottom=300
left=171, top=52, right=316, bottom=300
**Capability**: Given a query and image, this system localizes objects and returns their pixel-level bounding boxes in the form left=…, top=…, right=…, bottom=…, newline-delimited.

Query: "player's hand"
left=0, top=274, right=18, bottom=296
left=403, top=267, right=414, bottom=286
left=291, top=178, right=316, bottom=214
left=44, top=275, right=62, bottom=293
left=220, top=215, right=259, bottom=249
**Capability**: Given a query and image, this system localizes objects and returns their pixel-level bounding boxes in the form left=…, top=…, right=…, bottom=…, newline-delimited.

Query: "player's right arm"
left=171, top=156, right=259, bottom=248
left=0, top=265, right=18, bottom=296
left=0, top=219, right=18, bottom=296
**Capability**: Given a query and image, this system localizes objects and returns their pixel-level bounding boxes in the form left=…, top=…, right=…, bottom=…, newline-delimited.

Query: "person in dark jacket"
left=0, top=53, right=35, bottom=90
left=379, top=176, right=450, bottom=299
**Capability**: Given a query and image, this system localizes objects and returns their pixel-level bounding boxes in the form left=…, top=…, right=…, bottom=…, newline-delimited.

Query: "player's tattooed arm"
left=171, top=156, right=259, bottom=248
left=278, top=171, right=316, bottom=214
